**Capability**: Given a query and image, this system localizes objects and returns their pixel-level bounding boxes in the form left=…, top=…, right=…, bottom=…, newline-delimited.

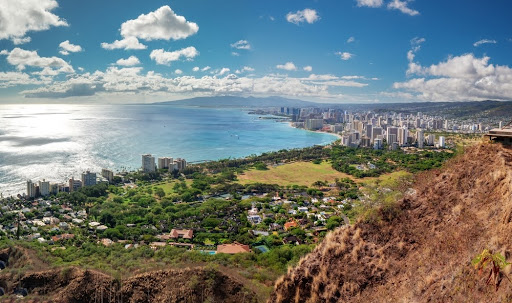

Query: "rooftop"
left=217, top=242, right=251, bottom=254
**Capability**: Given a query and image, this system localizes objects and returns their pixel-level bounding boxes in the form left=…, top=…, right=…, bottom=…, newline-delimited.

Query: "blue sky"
left=0, top=0, right=511, bottom=103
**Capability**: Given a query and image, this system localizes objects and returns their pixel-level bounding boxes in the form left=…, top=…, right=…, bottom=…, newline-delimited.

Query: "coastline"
left=1, top=108, right=338, bottom=198
left=287, top=121, right=342, bottom=140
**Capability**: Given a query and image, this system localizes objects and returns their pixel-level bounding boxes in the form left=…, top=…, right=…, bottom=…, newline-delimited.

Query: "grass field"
left=361, top=170, right=412, bottom=187
left=237, top=161, right=361, bottom=187
left=153, top=179, right=192, bottom=195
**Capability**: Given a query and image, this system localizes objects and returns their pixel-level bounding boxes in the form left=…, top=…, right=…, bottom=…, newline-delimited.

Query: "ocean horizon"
left=0, top=104, right=337, bottom=197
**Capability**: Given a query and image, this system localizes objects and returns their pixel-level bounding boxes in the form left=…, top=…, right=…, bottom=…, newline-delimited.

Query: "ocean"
left=0, top=104, right=336, bottom=196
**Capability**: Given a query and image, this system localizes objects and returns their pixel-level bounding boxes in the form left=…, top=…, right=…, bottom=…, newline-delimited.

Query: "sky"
left=0, top=0, right=511, bottom=104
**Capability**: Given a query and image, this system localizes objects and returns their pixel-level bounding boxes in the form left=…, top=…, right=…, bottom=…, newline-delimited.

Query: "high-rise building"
left=142, top=154, right=156, bottom=173
left=50, top=183, right=59, bottom=195
left=366, top=124, right=373, bottom=139
left=386, top=127, right=398, bottom=144
left=157, top=157, right=173, bottom=170
left=398, top=127, right=409, bottom=146
left=69, top=178, right=82, bottom=192
left=174, top=158, right=187, bottom=171
left=361, top=137, right=371, bottom=148
left=433, top=120, right=443, bottom=130
left=438, top=136, right=446, bottom=148
left=305, top=119, right=324, bottom=130
left=427, top=134, right=436, bottom=146
left=38, top=179, right=50, bottom=196
left=374, top=138, right=383, bottom=150
left=27, top=180, right=36, bottom=198
left=101, top=169, right=114, bottom=183
left=330, top=124, right=343, bottom=133
left=417, top=129, right=425, bottom=148
left=81, top=171, right=97, bottom=187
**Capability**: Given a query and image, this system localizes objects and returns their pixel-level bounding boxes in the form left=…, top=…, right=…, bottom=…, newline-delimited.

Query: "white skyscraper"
left=142, top=154, right=156, bottom=173
left=27, top=180, right=36, bottom=198
left=398, top=127, right=409, bottom=146
left=39, top=179, right=50, bottom=196
left=417, top=129, right=425, bottom=148
left=438, top=136, right=445, bottom=148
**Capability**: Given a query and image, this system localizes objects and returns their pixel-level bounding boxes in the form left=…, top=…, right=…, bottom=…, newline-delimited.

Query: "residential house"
left=217, top=242, right=251, bottom=254
left=284, top=220, right=298, bottom=231
left=170, top=229, right=194, bottom=239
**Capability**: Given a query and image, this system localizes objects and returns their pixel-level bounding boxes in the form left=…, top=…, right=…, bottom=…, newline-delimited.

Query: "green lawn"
left=237, top=161, right=361, bottom=186
left=152, top=179, right=192, bottom=195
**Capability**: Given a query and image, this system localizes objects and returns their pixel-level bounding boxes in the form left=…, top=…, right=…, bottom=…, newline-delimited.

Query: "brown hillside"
left=269, top=143, right=512, bottom=303
left=0, top=246, right=257, bottom=302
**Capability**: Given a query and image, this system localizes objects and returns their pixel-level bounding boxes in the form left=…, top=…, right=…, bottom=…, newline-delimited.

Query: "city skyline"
left=0, top=0, right=511, bottom=104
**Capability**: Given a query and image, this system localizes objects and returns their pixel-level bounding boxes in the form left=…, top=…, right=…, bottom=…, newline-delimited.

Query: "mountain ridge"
left=152, top=96, right=322, bottom=108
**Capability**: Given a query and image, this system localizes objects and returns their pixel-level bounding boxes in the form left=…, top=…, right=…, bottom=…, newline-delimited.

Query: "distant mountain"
left=344, top=100, right=512, bottom=119
left=153, top=96, right=324, bottom=108
left=153, top=97, right=512, bottom=119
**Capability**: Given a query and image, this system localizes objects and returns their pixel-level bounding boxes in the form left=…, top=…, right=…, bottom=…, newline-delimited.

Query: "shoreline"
left=1, top=115, right=339, bottom=199
left=287, top=121, right=342, bottom=140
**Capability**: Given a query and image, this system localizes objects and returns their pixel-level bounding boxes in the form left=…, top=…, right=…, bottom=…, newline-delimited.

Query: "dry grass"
left=269, top=143, right=512, bottom=303
left=237, top=161, right=375, bottom=186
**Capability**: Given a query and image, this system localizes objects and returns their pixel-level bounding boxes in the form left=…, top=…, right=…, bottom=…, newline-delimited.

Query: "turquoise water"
left=0, top=104, right=336, bottom=196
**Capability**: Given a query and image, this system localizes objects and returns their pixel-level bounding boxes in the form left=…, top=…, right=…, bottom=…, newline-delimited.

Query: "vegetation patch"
left=237, top=161, right=360, bottom=186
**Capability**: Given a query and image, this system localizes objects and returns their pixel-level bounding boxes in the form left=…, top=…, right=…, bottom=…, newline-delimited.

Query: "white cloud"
left=0, top=0, right=68, bottom=43
left=306, top=74, right=339, bottom=81
left=335, top=52, right=354, bottom=60
left=101, top=6, right=198, bottom=51
left=286, top=9, right=319, bottom=25
left=235, top=66, right=255, bottom=74
left=231, top=40, right=251, bottom=50
left=302, top=74, right=368, bottom=87
left=0, top=71, right=42, bottom=88
left=356, top=0, right=383, bottom=8
left=347, top=37, right=355, bottom=43
left=59, top=40, right=82, bottom=56
left=473, top=39, right=497, bottom=47
left=149, top=47, right=199, bottom=65
left=192, top=66, right=200, bottom=72
left=218, top=68, right=230, bottom=76
left=101, top=37, right=147, bottom=50
left=116, top=56, right=140, bottom=66
left=231, top=52, right=240, bottom=57
left=175, top=69, right=183, bottom=75
left=1, top=48, right=74, bottom=74
left=21, top=69, right=335, bottom=99
left=394, top=52, right=512, bottom=101
left=303, top=66, right=313, bottom=72
left=406, top=37, right=426, bottom=75
left=387, top=0, right=420, bottom=16
left=120, top=6, right=198, bottom=41
left=201, top=66, right=211, bottom=72
left=276, top=62, right=297, bottom=71
left=12, top=37, right=32, bottom=45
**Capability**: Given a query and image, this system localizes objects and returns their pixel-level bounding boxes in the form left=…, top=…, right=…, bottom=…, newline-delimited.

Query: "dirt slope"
left=0, top=246, right=257, bottom=302
left=269, top=143, right=512, bottom=303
